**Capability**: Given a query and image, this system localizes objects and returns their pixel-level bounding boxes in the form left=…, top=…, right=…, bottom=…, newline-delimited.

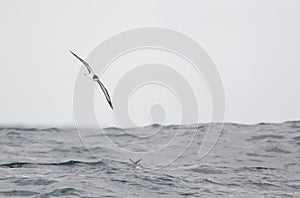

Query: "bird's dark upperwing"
left=96, top=79, right=113, bottom=109
left=135, top=159, right=142, bottom=164
left=129, top=158, right=142, bottom=165
left=69, top=50, right=94, bottom=75
left=129, top=158, right=135, bottom=164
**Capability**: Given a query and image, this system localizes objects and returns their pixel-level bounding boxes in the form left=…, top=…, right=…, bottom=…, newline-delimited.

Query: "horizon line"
left=0, top=119, right=299, bottom=130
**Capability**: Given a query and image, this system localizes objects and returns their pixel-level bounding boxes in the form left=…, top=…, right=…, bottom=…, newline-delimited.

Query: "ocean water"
left=0, top=121, right=299, bottom=197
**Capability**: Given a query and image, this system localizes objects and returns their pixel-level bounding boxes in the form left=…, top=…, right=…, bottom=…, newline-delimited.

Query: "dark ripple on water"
left=0, top=122, right=299, bottom=197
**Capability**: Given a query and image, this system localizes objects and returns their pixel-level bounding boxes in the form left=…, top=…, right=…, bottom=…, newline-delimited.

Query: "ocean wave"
left=0, top=160, right=105, bottom=168
left=247, top=134, right=285, bottom=141
left=0, top=121, right=299, bottom=197
left=0, top=190, right=39, bottom=197
left=39, top=188, right=81, bottom=198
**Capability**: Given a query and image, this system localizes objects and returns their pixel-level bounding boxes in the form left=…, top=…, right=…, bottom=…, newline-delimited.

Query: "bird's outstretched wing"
left=96, top=79, right=113, bottom=109
left=135, top=159, right=142, bottom=164
left=129, top=158, right=135, bottom=164
left=69, top=50, right=95, bottom=75
left=129, top=158, right=142, bottom=165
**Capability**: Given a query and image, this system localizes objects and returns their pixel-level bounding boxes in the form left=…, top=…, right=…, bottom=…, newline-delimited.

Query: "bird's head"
left=84, top=73, right=92, bottom=79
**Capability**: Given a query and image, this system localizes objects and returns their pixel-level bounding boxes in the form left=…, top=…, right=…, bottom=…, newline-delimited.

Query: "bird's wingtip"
left=109, top=102, right=114, bottom=110
left=69, top=50, right=82, bottom=61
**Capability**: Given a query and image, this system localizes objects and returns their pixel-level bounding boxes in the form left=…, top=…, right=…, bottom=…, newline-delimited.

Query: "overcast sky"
left=1, top=0, right=300, bottom=127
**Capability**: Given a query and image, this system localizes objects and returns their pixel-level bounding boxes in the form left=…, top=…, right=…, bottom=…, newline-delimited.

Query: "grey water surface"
left=0, top=121, right=299, bottom=197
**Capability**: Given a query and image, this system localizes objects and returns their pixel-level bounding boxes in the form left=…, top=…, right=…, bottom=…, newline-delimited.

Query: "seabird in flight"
left=70, top=51, right=113, bottom=109
left=129, top=158, right=142, bottom=166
